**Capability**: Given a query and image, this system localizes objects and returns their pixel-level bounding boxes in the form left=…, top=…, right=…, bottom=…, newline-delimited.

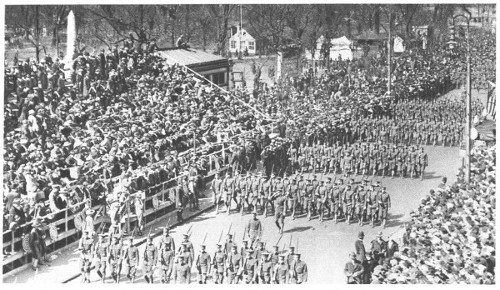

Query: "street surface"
left=3, top=145, right=460, bottom=284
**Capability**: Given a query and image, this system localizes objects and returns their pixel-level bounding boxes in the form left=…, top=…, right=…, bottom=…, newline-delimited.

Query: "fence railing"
left=2, top=142, right=237, bottom=274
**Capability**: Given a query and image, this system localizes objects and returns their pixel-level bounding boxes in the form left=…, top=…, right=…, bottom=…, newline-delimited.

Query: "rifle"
left=217, top=230, right=223, bottom=244
left=187, top=224, right=193, bottom=237
left=289, top=234, right=293, bottom=248
left=227, top=223, right=233, bottom=238
left=202, top=232, right=208, bottom=245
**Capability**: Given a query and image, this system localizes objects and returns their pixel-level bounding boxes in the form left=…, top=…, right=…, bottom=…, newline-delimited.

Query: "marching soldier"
left=418, top=147, right=428, bottom=180
left=142, top=234, right=158, bottom=283
left=178, top=242, right=193, bottom=268
left=367, top=186, right=379, bottom=227
left=158, top=227, right=175, bottom=253
left=250, top=173, right=263, bottom=213
left=174, top=256, right=191, bottom=284
left=272, top=186, right=287, bottom=234
left=378, top=187, right=391, bottom=228
left=212, top=243, right=226, bottom=284
left=108, top=235, right=123, bottom=283
left=223, top=171, right=235, bottom=215
left=179, top=233, right=195, bottom=262
left=212, top=173, right=224, bottom=213
left=240, top=173, right=252, bottom=215
left=94, top=234, right=109, bottom=283
left=158, top=241, right=175, bottom=283
left=122, top=236, right=139, bottom=283
left=263, top=173, right=277, bottom=217
left=273, top=255, right=289, bottom=284
left=241, top=249, right=257, bottom=284
left=304, top=178, right=314, bottom=220
left=256, top=251, right=273, bottom=284
left=247, top=212, right=263, bottom=247
left=356, top=185, right=368, bottom=226
left=78, top=229, right=94, bottom=283
left=290, top=253, right=308, bottom=284
left=260, top=175, right=272, bottom=215
left=287, top=177, right=299, bottom=219
left=343, top=184, right=355, bottom=224
left=226, top=245, right=242, bottom=284
left=223, top=233, right=235, bottom=255
left=316, top=180, right=328, bottom=222
left=195, top=244, right=211, bottom=284
left=270, top=245, right=280, bottom=268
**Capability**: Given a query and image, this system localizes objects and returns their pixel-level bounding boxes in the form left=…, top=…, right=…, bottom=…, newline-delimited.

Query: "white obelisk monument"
left=64, top=10, right=76, bottom=67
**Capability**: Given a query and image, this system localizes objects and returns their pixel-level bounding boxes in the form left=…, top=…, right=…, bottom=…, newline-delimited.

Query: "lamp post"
left=447, top=14, right=471, bottom=183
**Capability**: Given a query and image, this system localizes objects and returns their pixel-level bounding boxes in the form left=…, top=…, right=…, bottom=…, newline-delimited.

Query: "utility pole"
left=387, top=12, right=392, bottom=95
left=239, top=4, right=243, bottom=58
left=465, top=19, right=471, bottom=184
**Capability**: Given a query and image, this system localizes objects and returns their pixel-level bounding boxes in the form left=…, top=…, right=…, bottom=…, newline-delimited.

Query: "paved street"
left=4, top=145, right=460, bottom=284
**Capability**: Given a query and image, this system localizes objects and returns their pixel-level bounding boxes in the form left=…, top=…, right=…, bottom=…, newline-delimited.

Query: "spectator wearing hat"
left=29, top=218, right=47, bottom=270
left=345, top=252, right=364, bottom=284
left=355, top=231, right=367, bottom=263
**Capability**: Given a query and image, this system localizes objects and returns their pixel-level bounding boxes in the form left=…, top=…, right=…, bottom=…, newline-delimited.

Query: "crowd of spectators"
left=353, top=144, right=495, bottom=284
left=3, top=42, right=270, bottom=232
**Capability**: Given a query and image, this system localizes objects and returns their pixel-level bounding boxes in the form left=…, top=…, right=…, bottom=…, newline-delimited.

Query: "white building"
left=305, top=35, right=354, bottom=61
left=229, top=27, right=256, bottom=55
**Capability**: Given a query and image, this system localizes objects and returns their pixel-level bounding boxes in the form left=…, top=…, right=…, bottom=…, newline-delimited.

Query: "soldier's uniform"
left=78, top=231, right=94, bottom=283
left=210, top=244, right=225, bottom=284
left=158, top=229, right=175, bottom=253
left=290, top=254, right=308, bottom=284
left=378, top=188, right=391, bottom=228
left=122, top=237, right=139, bottom=283
left=142, top=237, right=158, bottom=283
left=108, top=236, right=123, bottom=283
left=212, top=175, right=223, bottom=212
left=273, top=255, right=289, bottom=284
left=94, top=235, right=109, bottom=282
left=159, top=245, right=175, bottom=283
left=241, top=250, right=257, bottom=284
left=223, top=173, right=235, bottom=214
left=256, top=252, right=273, bottom=284
left=174, top=256, right=191, bottom=284
left=316, top=181, right=328, bottom=222
left=226, top=245, right=242, bottom=284
left=196, top=245, right=211, bottom=284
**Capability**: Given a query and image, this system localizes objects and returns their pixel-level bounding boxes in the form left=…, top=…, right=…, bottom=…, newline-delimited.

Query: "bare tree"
left=208, top=4, right=235, bottom=56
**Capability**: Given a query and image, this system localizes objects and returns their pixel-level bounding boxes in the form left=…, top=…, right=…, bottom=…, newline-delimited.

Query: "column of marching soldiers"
left=78, top=220, right=308, bottom=284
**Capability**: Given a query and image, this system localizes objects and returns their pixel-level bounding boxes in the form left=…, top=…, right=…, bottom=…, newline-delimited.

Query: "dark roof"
left=158, top=48, right=227, bottom=67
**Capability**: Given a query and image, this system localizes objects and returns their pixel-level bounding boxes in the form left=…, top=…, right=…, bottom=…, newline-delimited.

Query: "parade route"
left=4, top=145, right=460, bottom=284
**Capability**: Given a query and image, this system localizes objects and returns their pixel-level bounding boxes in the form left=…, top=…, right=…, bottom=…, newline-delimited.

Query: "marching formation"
left=213, top=170, right=391, bottom=228
left=77, top=221, right=308, bottom=284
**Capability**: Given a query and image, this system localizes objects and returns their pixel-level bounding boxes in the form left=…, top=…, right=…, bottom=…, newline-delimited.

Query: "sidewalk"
left=2, top=196, right=216, bottom=283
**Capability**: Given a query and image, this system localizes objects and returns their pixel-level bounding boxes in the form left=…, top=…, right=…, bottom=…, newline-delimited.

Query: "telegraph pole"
left=387, top=12, right=392, bottom=95
left=465, top=20, right=471, bottom=183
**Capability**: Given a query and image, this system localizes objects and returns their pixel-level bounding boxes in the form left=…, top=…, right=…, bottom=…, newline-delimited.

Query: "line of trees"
left=5, top=4, right=469, bottom=62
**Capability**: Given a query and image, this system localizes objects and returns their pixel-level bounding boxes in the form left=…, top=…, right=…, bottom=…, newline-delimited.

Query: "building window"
left=230, top=40, right=236, bottom=49
left=211, top=72, right=226, bottom=86
left=248, top=41, right=255, bottom=51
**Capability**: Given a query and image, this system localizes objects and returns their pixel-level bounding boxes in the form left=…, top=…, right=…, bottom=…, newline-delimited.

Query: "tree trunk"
left=35, top=6, right=40, bottom=62
left=185, top=5, right=191, bottom=41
